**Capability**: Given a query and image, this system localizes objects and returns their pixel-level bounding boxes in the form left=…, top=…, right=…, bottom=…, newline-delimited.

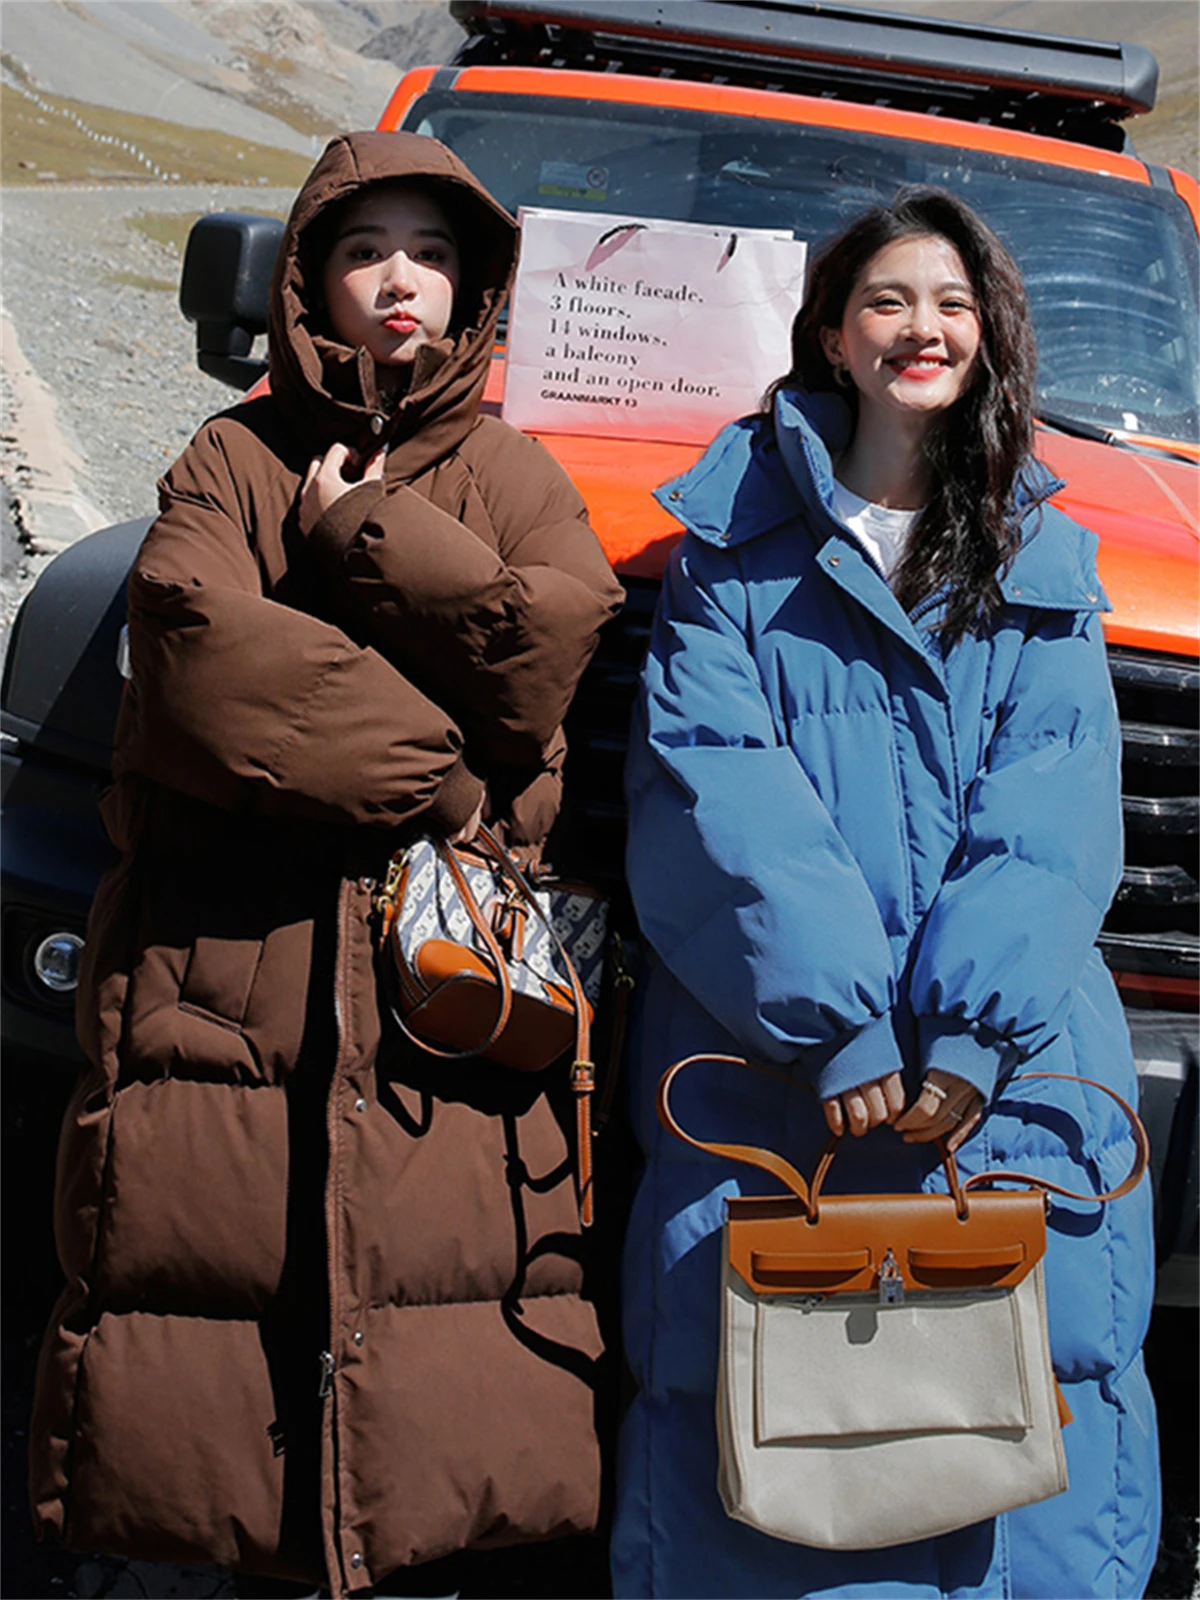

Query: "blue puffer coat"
left=613, top=389, right=1160, bottom=1599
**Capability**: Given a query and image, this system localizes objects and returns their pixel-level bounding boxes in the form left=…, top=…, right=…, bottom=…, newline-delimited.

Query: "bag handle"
left=656, top=1053, right=819, bottom=1217
left=383, top=833, right=515, bottom=1062
left=657, top=1054, right=1149, bottom=1219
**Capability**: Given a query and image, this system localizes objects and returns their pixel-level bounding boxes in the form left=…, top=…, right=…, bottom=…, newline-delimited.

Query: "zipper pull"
left=318, top=1350, right=335, bottom=1398
left=878, top=1248, right=905, bottom=1306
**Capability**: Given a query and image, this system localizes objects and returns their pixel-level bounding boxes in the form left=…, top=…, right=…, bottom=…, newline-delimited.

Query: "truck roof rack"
left=449, top=0, right=1158, bottom=150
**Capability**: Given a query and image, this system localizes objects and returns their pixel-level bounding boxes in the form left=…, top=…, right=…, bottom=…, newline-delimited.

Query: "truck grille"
left=563, top=588, right=1199, bottom=989
left=1102, top=648, right=1200, bottom=979
left=558, top=577, right=657, bottom=899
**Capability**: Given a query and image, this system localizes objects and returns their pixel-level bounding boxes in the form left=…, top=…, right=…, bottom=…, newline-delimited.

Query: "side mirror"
left=180, top=213, right=285, bottom=391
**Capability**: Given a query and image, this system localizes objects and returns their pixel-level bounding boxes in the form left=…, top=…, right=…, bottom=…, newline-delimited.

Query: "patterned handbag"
left=374, top=824, right=608, bottom=1223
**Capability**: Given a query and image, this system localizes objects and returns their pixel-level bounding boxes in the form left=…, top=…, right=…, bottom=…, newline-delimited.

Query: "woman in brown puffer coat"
left=29, top=130, right=625, bottom=1597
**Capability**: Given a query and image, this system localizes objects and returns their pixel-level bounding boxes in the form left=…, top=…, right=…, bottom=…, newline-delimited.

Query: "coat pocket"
left=179, top=937, right=263, bottom=1029
left=787, top=705, right=912, bottom=935
left=94, top=1077, right=289, bottom=1315
left=754, top=1288, right=1031, bottom=1442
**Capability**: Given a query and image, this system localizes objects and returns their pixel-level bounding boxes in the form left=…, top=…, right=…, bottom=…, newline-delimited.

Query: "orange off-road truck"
left=3, top=0, right=1196, bottom=1294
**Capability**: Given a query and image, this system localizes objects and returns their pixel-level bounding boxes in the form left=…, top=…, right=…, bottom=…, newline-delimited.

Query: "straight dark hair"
left=767, top=188, right=1040, bottom=645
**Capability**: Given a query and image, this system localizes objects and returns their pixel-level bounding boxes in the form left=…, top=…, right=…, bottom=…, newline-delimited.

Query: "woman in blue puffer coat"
left=613, top=189, right=1160, bottom=1599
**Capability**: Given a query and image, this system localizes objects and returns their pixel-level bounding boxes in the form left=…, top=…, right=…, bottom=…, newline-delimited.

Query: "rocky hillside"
left=2, top=1, right=1194, bottom=181
left=848, top=0, right=1197, bottom=176
left=1, top=0, right=462, bottom=163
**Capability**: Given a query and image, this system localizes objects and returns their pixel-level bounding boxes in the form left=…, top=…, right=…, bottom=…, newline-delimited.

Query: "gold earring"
left=832, top=363, right=852, bottom=389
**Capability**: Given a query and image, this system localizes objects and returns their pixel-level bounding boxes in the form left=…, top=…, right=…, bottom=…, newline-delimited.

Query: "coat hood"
left=268, top=130, right=518, bottom=476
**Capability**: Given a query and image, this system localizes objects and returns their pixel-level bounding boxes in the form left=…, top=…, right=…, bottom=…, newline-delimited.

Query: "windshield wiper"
left=1036, top=408, right=1113, bottom=444
left=1036, top=408, right=1196, bottom=465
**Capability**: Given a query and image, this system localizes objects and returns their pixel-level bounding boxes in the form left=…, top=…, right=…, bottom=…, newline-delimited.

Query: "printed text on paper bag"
left=542, top=272, right=721, bottom=405
left=502, top=211, right=806, bottom=445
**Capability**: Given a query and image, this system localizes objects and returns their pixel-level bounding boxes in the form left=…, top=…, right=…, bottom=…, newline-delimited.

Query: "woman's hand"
left=895, top=1069, right=984, bottom=1153
left=299, top=442, right=385, bottom=535
left=822, top=1072, right=905, bottom=1138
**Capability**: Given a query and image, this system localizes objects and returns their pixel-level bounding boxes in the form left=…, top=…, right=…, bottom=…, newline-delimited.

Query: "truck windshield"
left=406, top=91, right=1200, bottom=446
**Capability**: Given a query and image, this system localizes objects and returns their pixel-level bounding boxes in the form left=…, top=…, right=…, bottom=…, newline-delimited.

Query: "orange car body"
left=382, top=66, right=1200, bottom=660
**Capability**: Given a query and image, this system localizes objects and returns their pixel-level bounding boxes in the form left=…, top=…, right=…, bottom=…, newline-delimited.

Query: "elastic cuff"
left=425, top=759, right=485, bottom=835
left=307, top=481, right=387, bottom=568
left=814, top=1011, right=906, bottom=1102
left=917, top=1015, right=1014, bottom=1103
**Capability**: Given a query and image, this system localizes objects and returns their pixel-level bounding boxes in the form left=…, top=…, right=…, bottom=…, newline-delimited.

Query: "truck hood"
left=504, top=361, right=1198, bottom=658
left=1035, top=431, right=1198, bottom=656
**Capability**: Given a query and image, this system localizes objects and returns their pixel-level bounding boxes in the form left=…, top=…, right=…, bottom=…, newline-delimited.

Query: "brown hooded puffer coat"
left=30, top=131, right=625, bottom=1594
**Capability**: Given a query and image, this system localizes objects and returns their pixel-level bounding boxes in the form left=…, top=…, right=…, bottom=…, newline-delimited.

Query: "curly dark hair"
left=766, top=188, right=1041, bottom=645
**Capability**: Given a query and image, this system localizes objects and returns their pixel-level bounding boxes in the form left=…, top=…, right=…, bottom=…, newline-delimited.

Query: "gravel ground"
left=3, top=183, right=293, bottom=523
left=1, top=183, right=294, bottom=653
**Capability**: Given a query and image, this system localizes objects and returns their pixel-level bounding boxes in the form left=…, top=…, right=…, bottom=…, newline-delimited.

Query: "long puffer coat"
left=30, top=131, right=625, bottom=1596
left=613, top=388, right=1159, bottom=1599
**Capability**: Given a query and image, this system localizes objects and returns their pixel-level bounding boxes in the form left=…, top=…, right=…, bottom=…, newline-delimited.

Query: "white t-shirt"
left=830, top=478, right=923, bottom=582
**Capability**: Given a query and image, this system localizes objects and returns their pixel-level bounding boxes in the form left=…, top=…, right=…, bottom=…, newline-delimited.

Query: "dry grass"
left=0, top=82, right=311, bottom=190
left=104, top=269, right=178, bottom=293
left=236, top=49, right=333, bottom=139
left=126, top=208, right=289, bottom=260
left=127, top=211, right=208, bottom=256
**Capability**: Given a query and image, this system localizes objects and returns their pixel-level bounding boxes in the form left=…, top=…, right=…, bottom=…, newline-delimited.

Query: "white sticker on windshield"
left=538, top=160, right=609, bottom=201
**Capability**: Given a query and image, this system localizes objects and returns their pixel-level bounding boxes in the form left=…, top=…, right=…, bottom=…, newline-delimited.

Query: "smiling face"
left=321, top=184, right=461, bottom=380
left=820, top=233, right=982, bottom=435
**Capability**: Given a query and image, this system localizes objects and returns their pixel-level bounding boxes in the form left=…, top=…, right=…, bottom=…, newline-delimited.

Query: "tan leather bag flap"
left=727, top=1189, right=1047, bottom=1295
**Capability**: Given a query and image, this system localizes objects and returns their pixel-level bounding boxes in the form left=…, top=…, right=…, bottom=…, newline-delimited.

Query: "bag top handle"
left=657, top=1054, right=1149, bottom=1218
left=656, top=1054, right=818, bottom=1218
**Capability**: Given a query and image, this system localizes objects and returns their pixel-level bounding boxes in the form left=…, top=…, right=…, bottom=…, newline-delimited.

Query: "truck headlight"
left=32, top=932, right=84, bottom=994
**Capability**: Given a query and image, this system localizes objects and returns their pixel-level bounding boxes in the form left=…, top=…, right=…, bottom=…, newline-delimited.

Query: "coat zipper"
left=321, top=875, right=355, bottom=1597
left=318, top=1349, right=335, bottom=1399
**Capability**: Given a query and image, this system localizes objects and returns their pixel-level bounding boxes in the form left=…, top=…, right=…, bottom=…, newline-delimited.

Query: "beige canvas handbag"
left=657, top=1055, right=1150, bottom=1551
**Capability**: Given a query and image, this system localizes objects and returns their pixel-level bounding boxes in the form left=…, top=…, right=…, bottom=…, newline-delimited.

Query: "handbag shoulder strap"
left=475, top=827, right=592, bottom=1065
left=476, top=827, right=598, bottom=1228
left=964, top=1071, right=1150, bottom=1203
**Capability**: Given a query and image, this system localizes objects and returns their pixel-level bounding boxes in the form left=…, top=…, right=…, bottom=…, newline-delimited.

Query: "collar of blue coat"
left=653, top=386, right=1111, bottom=614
